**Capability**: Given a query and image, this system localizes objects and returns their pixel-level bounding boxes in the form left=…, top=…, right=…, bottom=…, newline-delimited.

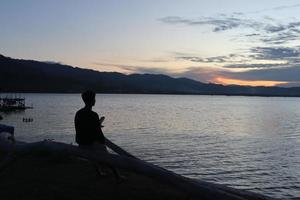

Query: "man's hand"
left=100, top=116, right=105, bottom=127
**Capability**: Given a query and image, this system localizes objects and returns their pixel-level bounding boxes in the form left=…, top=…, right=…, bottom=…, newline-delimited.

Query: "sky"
left=1, top=0, right=300, bottom=87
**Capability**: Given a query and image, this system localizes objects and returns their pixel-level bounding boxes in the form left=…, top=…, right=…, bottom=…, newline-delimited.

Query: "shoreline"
left=1, top=92, right=300, bottom=98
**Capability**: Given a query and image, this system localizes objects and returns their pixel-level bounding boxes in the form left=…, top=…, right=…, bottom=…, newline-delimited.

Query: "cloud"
left=265, top=4, right=300, bottom=11
left=159, top=4, right=300, bottom=48
left=159, top=16, right=260, bottom=32
left=245, top=33, right=260, bottom=37
left=175, top=53, right=250, bottom=64
left=43, top=61, right=63, bottom=65
left=252, top=22, right=300, bottom=44
left=173, top=47, right=300, bottom=84
left=178, top=64, right=300, bottom=83
left=244, top=4, right=300, bottom=14
left=259, top=30, right=300, bottom=44
left=225, top=65, right=300, bottom=82
left=176, top=55, right=228, bottom=63
left=160, top=15, right=300, bottom=33
left=175, top=46, right=300, bottom=68
left=93, top=62, right=171, bottom=74
left=223, top=63, right=284, bottom=69
left=160, top=13, right=300, bottom=46
left=250, top=46, right=300, bottom=60
left=140, top=58, right=171, bottom=63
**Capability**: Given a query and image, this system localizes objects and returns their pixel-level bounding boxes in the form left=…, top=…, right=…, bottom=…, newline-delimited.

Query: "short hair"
left=81, top=90, right=95, bottom=104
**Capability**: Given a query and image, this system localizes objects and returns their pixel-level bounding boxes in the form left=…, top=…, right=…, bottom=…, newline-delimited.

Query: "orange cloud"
left=214, top=77, right=288, bottom=87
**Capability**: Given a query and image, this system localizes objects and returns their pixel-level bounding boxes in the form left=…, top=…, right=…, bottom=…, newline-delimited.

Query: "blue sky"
left=1, top=0, right=300, bottom=86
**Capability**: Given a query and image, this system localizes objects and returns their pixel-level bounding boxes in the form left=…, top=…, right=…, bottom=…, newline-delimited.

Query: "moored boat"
left=0, top=96, right=33, bottom=111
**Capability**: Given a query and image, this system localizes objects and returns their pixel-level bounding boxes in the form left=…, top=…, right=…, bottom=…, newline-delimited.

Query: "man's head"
left=81, top=90, right=96, bottom=107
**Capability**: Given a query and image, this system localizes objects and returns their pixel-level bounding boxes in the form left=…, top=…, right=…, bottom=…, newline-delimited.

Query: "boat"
left=0, top=96, right=33, bottom=111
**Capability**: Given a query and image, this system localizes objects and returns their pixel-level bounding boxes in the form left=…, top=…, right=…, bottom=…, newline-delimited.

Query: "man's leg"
left=79, top=144, right=107, bottom=177
left=94, top=143, right=124, bottom=182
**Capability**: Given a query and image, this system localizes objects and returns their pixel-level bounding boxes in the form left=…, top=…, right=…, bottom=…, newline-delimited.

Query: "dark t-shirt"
left=75, top=108, right=105, bottom=145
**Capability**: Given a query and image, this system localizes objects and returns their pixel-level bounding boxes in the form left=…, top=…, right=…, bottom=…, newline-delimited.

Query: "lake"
left=1, top=94, right=300, bottom=199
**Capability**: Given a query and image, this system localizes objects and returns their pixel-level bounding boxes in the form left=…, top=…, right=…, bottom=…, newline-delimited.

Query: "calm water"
left=1, top=94, right=300, bottom=199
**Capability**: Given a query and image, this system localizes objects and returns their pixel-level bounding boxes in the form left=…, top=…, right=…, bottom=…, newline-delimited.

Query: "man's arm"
left=94, top=113, right=105, bottom=143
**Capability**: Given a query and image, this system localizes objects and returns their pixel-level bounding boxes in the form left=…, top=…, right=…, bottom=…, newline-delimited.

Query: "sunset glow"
left=214, top=77, right=288, bottom=87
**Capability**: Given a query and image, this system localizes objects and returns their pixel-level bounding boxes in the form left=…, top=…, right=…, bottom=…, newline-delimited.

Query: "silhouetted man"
left=75, top=90, right=105, bottom=146
left=75, top=90, right=121, bottom=180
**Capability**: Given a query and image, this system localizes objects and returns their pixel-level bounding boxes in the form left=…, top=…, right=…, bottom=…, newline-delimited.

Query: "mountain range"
left=1, top=54, right=300, bottom=96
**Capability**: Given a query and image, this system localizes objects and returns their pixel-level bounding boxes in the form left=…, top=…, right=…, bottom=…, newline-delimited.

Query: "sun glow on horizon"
left=214, top=77, right=288, bottom=87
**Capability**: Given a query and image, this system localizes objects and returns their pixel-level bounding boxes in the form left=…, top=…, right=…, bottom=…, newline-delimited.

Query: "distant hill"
left=1, top=54, right=300, bottom=96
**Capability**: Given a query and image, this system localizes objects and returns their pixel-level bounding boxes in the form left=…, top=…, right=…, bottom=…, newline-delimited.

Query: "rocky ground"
left=0, top=152, right=187, bottom=200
